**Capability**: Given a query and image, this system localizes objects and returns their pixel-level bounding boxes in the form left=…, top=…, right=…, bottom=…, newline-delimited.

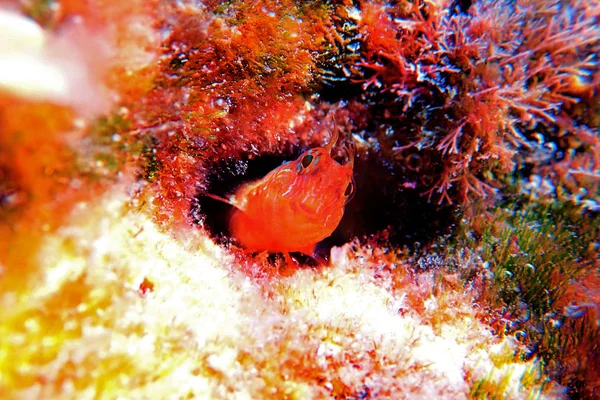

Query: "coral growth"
left=344, top=0, right=600, bottom=206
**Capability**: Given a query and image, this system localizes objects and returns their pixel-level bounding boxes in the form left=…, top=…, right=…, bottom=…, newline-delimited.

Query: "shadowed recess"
left=192, top=149, right=458, bottom=259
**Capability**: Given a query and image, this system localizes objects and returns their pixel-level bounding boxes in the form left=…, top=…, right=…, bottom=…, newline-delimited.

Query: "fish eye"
left=344, top=181, right=354, bottom=197
left=301, top=154, right=314, bottom=168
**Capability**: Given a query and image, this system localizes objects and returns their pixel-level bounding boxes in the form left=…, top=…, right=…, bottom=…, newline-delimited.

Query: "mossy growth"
left=84, top=112, right=158, bottom=181
left=20, top=0, right=57, bottom=28
left=451, top=192, right=599, bottom=396
left=480, top=202, right=589, bottom=322
left=482, top=205, right=582, bottom=319
left=470, top=363, right=548, bottom=400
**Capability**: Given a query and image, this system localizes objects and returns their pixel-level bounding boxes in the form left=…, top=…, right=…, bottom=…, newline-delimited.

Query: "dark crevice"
left=450, top=0, right=473, bottom=15
left=192, top=150, right=458, bottom=257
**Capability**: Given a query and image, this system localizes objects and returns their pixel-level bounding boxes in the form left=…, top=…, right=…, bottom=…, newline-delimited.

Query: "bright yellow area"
left=0, top=186, right=557, bottom=399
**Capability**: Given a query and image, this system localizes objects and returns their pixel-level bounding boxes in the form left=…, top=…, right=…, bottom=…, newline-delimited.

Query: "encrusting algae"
left=1, top=0, right=599, bottom=399
left=0, top=185, right=557, bottom=399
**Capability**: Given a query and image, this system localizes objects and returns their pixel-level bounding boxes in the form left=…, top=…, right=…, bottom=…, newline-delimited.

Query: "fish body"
left=211, top=130, right=354, bottom=261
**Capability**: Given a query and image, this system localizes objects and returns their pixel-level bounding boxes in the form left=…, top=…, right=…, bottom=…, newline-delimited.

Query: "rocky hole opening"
left=192, top=149, right=458, bottom=262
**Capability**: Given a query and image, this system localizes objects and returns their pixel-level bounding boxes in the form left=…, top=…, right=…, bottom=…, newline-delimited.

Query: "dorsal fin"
left=203, top=192, right=249, bottom=215
left=204, top=192, right=232, bottom=205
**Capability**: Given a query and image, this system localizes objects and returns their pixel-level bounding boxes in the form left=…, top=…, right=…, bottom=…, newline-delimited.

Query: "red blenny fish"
left=207, top=127, right=354, bottom=264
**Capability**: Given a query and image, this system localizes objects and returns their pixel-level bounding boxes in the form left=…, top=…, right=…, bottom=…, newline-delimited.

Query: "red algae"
left=138, top=277, right=155, bottom=295
left=350, top=0, right=600, bottom=205
left=0, top=0, right=157, bottom=290
left=0, top=98, right=77, bottom=287
left=552, top=267, right=600, bottom=397
left=137, top=1, right=339, bottom=226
